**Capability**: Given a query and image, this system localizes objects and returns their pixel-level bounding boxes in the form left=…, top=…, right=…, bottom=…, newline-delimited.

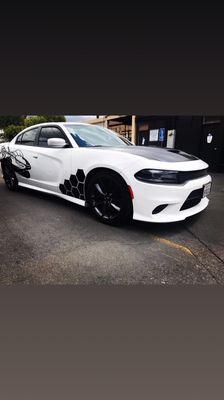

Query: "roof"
left=21, top=122, right=92, bottom=131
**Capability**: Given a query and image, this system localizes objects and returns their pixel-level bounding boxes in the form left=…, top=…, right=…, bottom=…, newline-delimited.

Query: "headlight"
left=134, top=169, right=179, bottom=184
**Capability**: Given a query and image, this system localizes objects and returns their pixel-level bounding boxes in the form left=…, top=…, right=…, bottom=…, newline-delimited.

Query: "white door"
left=26, top=126, right=73, bottom=193
left=9, top=126, right=40, bottom=185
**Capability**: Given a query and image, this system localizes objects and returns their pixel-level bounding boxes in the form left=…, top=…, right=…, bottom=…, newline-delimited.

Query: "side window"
left=15, top=133, right=23, bottom=144
left=38, top=127, right=68, bottom=147
left=20, top=128, right=38, bottom=146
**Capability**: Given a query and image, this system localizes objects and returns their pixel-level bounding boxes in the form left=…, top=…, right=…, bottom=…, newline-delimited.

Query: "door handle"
left=33, top=155, right=38, bottom=159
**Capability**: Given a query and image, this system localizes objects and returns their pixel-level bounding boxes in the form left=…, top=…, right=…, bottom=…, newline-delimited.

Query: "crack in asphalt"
left=183, top=225, right=223, bottom=284
left=149, top=232, right=221, bottom=284
left=185, top=225, right=224, bottom=266
left=184, top=247, right=220, bottom=285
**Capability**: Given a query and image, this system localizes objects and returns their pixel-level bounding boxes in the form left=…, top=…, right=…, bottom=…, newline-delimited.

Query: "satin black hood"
left=97, top=146, right=199, bottom=162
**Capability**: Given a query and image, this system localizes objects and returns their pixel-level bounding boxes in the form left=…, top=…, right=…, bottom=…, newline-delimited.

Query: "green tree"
left=24, top=115, right=66, bottom=127
left=3, top=125, right=25, bottom=141
left=42, top=115, right=66, bottom=122
left=24, top=116, right=48, bottom=127
left=2, top=115, right=66, bottom=140
left=0, top=116, right=24, bottom=129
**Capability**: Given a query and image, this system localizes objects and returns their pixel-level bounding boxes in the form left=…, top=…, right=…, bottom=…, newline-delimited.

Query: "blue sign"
left=159, top=128, right=165, bottom=142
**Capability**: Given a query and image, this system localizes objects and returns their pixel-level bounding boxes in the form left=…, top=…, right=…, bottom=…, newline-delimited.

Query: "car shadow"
left=16, top=185, right=198, bottom=236
left=17, top=185, right=89, bottom=215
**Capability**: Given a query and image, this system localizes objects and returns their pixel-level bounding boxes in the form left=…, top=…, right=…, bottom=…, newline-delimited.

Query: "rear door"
left=9, top=126, right=40, bottom=184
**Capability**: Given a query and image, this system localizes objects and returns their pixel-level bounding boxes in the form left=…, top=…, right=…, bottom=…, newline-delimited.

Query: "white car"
left=0, top=122, right=212, bottom=225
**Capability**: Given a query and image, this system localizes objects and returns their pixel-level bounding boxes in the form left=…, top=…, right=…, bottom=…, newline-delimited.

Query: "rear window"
left=20, top=128, right=38, bottom=146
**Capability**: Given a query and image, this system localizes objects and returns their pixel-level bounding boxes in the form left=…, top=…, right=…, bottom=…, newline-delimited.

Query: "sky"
left=65, top=116, right=104, bottom=122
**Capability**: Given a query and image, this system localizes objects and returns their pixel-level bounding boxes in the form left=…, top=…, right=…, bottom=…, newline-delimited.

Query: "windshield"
left=65, top=124, right=132, bottom=147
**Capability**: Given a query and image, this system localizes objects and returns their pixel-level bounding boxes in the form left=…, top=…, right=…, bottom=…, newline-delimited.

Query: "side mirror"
left=47, top=138, right=67, bottom=148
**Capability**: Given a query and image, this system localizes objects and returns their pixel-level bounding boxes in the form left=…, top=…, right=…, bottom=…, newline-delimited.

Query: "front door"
left=29, top=126, right=73, bottom=193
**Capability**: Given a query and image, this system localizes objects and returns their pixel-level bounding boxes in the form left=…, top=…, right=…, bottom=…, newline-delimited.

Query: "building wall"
left=175, top=116, right=203, bottom=156
left=108, top=123, right=132, bottom=139
left=137, top=116, right=176, bottom=147
left=89, top=115, right=224, bottom=170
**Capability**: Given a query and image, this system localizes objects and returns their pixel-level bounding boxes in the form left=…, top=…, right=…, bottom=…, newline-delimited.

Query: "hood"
left=97, top=146, right=199, bottom=163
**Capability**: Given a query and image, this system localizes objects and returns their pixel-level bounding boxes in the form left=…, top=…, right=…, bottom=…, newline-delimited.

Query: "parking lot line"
left=151, top=235, right=194, bottom=256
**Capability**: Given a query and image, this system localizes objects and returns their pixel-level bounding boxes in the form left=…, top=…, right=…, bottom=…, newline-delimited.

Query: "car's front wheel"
left=86, top=170, right=133, bottom=225
left=1, top=161, right=18, bottom=191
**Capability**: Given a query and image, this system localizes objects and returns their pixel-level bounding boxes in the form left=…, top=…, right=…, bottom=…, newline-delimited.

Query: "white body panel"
left=12, top=145, right=73, bottom=192
left=0, top=122, right=212, bottom=223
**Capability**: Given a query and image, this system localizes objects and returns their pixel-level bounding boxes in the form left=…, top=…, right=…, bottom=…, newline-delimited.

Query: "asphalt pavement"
left=0, top=173, right=223, bottom=284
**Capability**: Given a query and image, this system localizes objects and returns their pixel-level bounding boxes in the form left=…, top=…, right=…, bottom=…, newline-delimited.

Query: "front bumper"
left=132, top=175, right=212, bottom=223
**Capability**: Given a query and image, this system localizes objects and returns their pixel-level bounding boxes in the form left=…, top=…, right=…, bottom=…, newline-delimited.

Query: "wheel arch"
left=84, top=167, right=130, bottom=200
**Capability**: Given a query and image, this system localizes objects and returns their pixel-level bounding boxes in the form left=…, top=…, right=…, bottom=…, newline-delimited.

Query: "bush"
left=2, top=115, right=66, bottom=141
left=0, top=116, right=24, bottom=129
left=24, top=116, right=47, bottom=127
left=42, top=115, right=66, bottom=122
left=24, top=115, right=66, bottom=127
left=3, top=125, right=25, bottom=141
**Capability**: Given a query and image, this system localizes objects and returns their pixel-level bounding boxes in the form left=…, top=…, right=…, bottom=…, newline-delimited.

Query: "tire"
left=1, top=160, right=18, bottom=191
left=86, top=170, right=133, bottom=225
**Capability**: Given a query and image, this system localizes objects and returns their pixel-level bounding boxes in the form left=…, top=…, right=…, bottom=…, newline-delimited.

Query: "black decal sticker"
left=94, top=146, right=199, bottom=162
left=0, top=146, right=31, bottom=178
left=59, top=169, right=86, bottom=200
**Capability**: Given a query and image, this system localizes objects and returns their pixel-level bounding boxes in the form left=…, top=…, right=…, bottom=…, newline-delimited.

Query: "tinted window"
left=15, top=133, right=23, bottom=144
left=21, top=128, right=38, bottom=146
left=38, top=127, right=67, bottom=147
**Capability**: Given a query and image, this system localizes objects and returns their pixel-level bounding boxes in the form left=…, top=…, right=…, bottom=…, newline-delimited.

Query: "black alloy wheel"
left=86, top=171, right=133, bottom=225
left=2, top=161, right=18, bottom=191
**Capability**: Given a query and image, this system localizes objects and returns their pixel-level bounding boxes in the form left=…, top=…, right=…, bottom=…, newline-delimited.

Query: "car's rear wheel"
left=86, top=171, right=133, bottom=225
left=1, top=161, right=18, bottom=191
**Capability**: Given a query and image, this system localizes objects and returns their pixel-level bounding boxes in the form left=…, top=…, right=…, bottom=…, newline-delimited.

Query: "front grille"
left=177, top=169, right=208, bottom=184
left=180, top=188, right=204, bottom=211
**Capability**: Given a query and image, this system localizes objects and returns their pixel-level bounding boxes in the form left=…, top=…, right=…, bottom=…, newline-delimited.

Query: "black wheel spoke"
left=92, top=178, right=122, bottom=219
left=93, top=200, right=105, bottom=207
left=95, top=183, right=106, bottom=196
left=100, top=178, right=110, bottom=193
left=88, top=172, right=132, bottom=224
left=110, top=202, right=121, bottom=212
